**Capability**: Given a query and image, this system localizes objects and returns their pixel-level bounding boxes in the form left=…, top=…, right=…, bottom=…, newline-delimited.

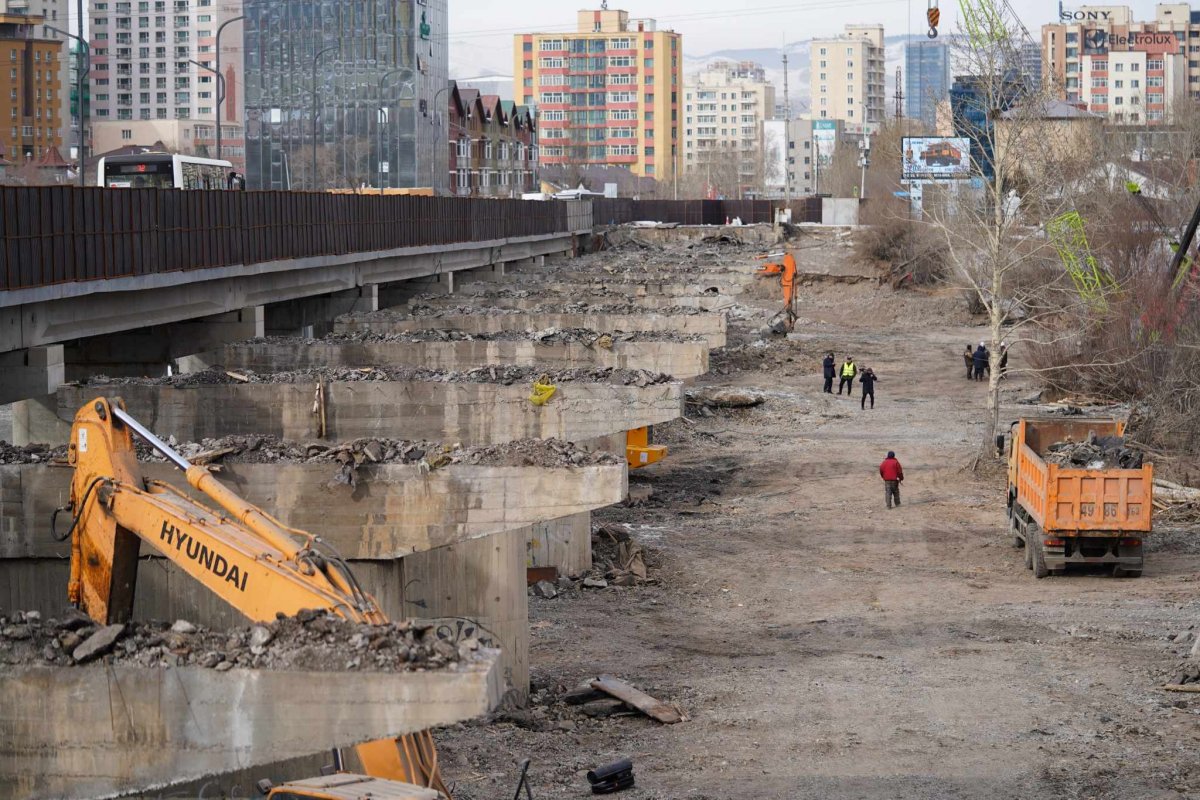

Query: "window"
left=1131, top=63, right=1140, bottom=72
left=539, top=57, right=562, bottom=68
left=1091, top=77, right=1107, bottom=88
left=1114, top=79, right=1124, bottom=88
left=1148, top=76, right=1163, bottom=87
left=539, top=38, right=561, bottom=51
left=644, top=58, right=653, bottom=68
left=121, top=128, right=132, bottom=140
left=1094, top=60, right=1107, bottom=71
left=1131, top=79, right=1140, bottom=88
left=1114, top=96, right=1124, bottom=105
left=540, top=92, right=563, bottom=103
left=1148, top=59, right=1164, bottom=71
left=1114, top=63, right=1123, bottom=72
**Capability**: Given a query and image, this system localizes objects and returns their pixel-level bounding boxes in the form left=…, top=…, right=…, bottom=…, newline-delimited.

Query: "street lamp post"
left=47, top=24, right=87, bottom=186
left=376, top=68, right=413, bottom=191
left=429, top=84, right=451, bottom=191
left=310, top=44, right=338, bottom=190
left=213, top=14, right=244, bottom=162
left=188, top=59, right=224, bottom=161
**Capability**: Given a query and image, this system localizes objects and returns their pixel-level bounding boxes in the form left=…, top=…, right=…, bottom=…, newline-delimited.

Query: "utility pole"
left=213, top=14, right=245, bottom=162
left=782, top=52, right=791, bottom=205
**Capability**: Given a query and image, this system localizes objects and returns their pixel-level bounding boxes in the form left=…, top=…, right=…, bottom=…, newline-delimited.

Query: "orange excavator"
left=756, top=251, right=798, bottom=333
left=60, top=396, right=452, bottom=796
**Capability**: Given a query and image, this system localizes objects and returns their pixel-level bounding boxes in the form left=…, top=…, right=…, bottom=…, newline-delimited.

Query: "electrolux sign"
left=1083, top=28, right=1180, bottom=55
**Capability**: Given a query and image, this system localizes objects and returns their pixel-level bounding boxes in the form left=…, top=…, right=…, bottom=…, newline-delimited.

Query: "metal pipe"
left=430, top=85, right=451, bottom=191
left=48, top=24, right=87, bottom=186
left=111, top=405, right=191, bottom=471
left=213, top=15, right=244, bottom=162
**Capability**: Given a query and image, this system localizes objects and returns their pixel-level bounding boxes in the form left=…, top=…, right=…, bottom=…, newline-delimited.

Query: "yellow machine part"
left=626, top=426, right=667, bottom=469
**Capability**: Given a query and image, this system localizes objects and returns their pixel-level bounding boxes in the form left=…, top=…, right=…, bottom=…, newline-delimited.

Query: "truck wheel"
left=1025, top=535, right=1033, bottom=569
left=1031, top=534, right=1049, bottom=579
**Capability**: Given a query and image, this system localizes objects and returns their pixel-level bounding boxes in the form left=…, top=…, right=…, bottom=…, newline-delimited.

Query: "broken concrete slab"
left=176, top=337, right=710, bottom=380
left=0, top=652, right=499, bottom=800
left=20, top=379, right=683, bottom=447
left=413, top=292, right=734, bottom=313
left=1, top=461, right=626, bottom=560
left=334, top=311, right=727, bottom=349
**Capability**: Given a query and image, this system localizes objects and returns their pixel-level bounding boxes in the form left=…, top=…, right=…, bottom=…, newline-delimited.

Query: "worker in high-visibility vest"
left=838, top=357, right=857, bottom=397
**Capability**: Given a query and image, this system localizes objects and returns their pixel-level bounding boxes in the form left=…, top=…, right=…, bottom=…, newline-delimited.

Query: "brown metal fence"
left=591, top=198, right=821, bottom=226
left=0, top=188, right=582, bottom=291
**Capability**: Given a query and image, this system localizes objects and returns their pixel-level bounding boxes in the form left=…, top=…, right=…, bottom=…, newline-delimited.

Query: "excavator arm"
left=65, top=397, right=384, bottom=624
left=756, top=251, right=798, bottom=332
left=62, top=396, right=450, bottom=795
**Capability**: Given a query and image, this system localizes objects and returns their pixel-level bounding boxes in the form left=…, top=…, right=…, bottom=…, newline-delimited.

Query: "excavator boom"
left=62, top=397, right=450, bottom=794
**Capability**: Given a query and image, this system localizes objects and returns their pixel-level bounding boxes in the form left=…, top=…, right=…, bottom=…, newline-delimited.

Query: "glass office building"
left=243, top=0, right=448, bottom=190
left=904, top=40, right=951, bottom=128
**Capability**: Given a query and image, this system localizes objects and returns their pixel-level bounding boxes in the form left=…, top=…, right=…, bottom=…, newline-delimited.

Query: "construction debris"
left=0, top=608, right=484, bottom=672
left=686, top=388, right=767, bottom=408
left=1044, top=434, right=1144, bottom=469
left=80, top=364, right=676, bottom=388
left=590, top=676, right=683, bottom=724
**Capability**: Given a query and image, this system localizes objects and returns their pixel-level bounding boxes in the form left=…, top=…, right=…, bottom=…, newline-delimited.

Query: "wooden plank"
left=1163, top=684, right=1200, bottom=693
left=590, top=674, right=682, bottom=723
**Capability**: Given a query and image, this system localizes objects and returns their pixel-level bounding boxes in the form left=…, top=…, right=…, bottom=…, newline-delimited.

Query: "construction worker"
left=972, top=342, right=989, bottom=381
left=838, top=357, right=857, bottom=396
left=879, top=450, right=904, bottom=509
left=963, top=345, right=974, bottom=380
left=859, top=367, right=877, bottom=409
left=822, top=352, right=836, bottom=394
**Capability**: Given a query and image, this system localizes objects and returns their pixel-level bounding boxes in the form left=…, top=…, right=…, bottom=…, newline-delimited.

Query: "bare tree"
left=925, top=12, right=1124, bottom=456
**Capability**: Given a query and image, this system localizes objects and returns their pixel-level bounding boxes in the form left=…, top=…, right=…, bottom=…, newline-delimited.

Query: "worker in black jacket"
left=972, top=343, right=989, bottom=381
left=822, top=352, right=835, bottom=394
left=859, top=367, right=878, bottom=409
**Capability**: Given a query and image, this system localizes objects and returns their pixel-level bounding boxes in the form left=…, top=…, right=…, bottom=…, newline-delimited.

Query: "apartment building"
left=904, top=40, right=950, bottom=128
left=0, top=12, right=62, bottom=161
left=763, top=116, right=843, bottom=197
left=810, top=23, right=886, bottom=131
left=683, top=60, right=776, bottom=195
left=1042, top=4, right=1193, bottom=125
left=514, top=7, right=682, bottom=183
left=88, top=0, right=245, bottom=170
left=1, top=0, right=69, bottom=150
left=447, top=83, right=537, bottom=197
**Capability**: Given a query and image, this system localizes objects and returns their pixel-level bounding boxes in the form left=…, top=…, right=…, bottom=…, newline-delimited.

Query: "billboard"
left=902, top=136, right=972, bottom=180
left=813, top=120, right=837, bottom=168
left=1083, top=29, right=1182, bottom=55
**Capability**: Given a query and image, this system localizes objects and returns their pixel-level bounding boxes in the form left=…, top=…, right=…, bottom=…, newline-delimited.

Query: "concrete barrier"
left=20, top=380, right=684, bottom=447
left=336, top=311, right=727, bottom=349
left=0, top=654, right=500, bottom=800
left=177, top=338, right=710, bottom=379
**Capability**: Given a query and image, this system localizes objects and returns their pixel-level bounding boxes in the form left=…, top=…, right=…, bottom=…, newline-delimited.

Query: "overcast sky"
left=448, top=0, right=1168, bottom=76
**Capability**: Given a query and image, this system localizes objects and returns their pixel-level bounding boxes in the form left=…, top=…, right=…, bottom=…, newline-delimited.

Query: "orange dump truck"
left=1006, top=418, right=1152, bottom=578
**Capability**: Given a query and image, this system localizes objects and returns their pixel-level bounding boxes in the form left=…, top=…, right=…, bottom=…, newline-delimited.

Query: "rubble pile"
left=399, top=302, right=708, bottom=318
left=0, top=608, right=486, bottom=672
left=1044, top=434, right=1145, bottom=469
left=317, top=329, right=700, bottom=345
left=529, top=524, right=657, bottom=600
left=0, top=441, right=61, bottom=464
left=81, top=364, right=676, bottom=388
left=139, top=435, right=623, bottom=470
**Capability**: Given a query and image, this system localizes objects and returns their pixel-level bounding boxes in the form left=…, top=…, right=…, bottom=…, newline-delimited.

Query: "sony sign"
left=1058, top=2, right=1112, bottom=22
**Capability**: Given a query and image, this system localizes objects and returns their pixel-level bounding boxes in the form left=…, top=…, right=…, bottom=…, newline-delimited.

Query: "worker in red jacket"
left=879, top=451, right=904, bottom=509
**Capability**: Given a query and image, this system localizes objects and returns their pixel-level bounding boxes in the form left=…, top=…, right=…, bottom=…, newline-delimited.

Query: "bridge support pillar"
left=378, top=272, right=453, bottom=309
left=455, top=262, right=507, bottom=290
left=0, top=346, right=64, bottom=406
left=62, top=306, right=265, bottom=382
left=265, top=286, right=378, bottom=337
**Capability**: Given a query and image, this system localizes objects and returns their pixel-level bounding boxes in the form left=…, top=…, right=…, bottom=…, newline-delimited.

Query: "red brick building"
left=448, top=82, right=537, bottom=197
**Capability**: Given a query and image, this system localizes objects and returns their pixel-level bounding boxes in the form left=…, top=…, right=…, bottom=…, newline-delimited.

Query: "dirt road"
left=437, top=245, right=1200, bottom=799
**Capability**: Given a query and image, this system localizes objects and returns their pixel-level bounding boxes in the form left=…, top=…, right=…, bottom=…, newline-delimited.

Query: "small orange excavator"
left=60, top=396, right=452, bottom=796
left=756, top=251, right=798, bottom=333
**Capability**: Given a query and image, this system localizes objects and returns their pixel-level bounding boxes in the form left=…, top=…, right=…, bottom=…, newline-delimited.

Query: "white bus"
left=97, top=152, right=237, bottom=189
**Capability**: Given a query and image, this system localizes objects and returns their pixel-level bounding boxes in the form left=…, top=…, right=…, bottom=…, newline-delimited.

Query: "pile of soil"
left=316, top=329, right=700, bottom=344
left=0, top=608, right=489, bottom=672
left=388, top=303, right=709, bottom=318
left=0, top=442, right=59, bottom=464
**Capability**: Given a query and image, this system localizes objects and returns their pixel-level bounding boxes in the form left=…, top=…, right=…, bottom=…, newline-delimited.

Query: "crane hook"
left=927, top=0, right=940, bottom=38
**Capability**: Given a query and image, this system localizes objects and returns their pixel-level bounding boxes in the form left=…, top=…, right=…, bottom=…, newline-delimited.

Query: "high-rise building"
left=243, top=0, right=447, bottom=191
left=763, top=116, right=842, bottom=197
left=683, top=60, right=776, bottom=195
left=515, top=8, right=682, bottom=183
left=68, top=38, right=88, bottom=161
left=1, top=0, right=70, bottom=154
left=0, top=11, right=63, bottom=161
left=1020, top=40, right=1043, bottom=88
left=904, top=40, right=950, bottom=128
left=87, top=0, right=246, bottom=170
left=810, top=23, right=885, bottom=131
left=1042, top=4, right=1193, bottom=125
